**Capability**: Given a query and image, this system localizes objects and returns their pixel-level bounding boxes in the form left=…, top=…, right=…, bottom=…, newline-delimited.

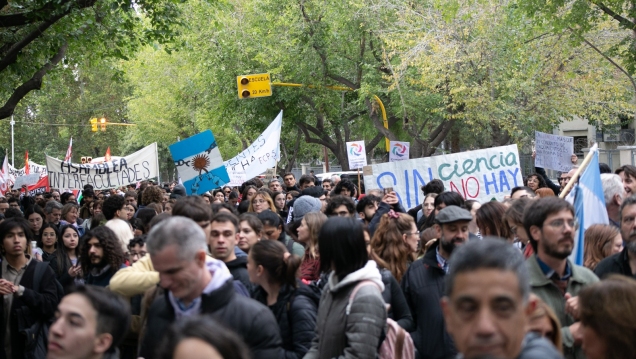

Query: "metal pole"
left=155, top=142, right=161, bottom=185
left=10, top=116, right=15, bottom=167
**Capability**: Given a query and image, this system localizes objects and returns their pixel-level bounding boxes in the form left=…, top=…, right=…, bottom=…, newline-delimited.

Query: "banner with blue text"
left=363, top=145, right=523, bottom=208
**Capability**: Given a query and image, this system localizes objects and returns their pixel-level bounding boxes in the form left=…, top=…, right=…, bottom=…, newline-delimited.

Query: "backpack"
left=346, top=280, right=415, bottom=359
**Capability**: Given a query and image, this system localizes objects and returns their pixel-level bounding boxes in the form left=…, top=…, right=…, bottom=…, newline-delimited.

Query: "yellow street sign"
left=237, top=73, right=272, bottom=99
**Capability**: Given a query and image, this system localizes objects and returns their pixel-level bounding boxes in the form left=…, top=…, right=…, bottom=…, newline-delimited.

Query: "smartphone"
left=384, top=187, right=394, bottom=195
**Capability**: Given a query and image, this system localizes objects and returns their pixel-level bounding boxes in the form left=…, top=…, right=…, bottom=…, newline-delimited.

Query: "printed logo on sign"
left=349, top=143, right=363, bottom=157
left=392, top=143, right=407, bottom=157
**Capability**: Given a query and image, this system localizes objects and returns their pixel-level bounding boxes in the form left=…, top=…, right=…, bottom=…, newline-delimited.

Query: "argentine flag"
left=566, top=144, right=609, bottom=266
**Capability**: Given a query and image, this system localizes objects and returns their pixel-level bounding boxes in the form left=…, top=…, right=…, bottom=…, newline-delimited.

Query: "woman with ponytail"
left=370, top=210, right=418, bottom=283
left=247, top=240, right=319, bottom=359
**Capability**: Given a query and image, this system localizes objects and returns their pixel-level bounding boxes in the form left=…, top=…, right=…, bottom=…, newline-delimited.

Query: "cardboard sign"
left=363, top=145, right=523, bottom=208
left=534, top=131, right=574, bottom=172
left=389, top=141, right=410, bottom=162
left=170, top=130, right=229, bottom=195
left=346, top=141, right=367, bottom=170
left=13, top=173, right=41, bottom=188
left=47, top=143, right=159, bottom=191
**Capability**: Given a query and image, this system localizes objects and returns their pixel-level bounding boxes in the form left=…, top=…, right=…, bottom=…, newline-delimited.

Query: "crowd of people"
left=0, top=165, right=634, bottom=359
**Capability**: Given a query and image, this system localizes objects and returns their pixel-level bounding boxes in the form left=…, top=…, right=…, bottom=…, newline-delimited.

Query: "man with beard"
left=523, top=197, right=598, bottom=359
left=595, top=195, right=636, bottom=278
left=80, top=226, right=127, bottom=287
left=401, top=205, right=472, bottom=359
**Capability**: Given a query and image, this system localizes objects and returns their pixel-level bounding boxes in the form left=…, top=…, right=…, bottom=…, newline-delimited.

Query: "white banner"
left=46, top=143, right=159, bottom=191
left=363, top=145, right=523, bottom=208
left=346, top=140, right=367, bottom=170
left=13, top=174, right=41, bottom=188
left=224, top=111, right=282, bottom=180
left=534, top=131, right=574, bottom=172
left=9, top=161, right=47, bottom=180
left=389, top=141, right=410, bottom=162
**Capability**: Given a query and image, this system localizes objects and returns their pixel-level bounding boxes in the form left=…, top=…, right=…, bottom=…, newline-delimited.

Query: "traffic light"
left=90, top=118, right=97, bottom=132
left=100, top=118, right=106, bottom=131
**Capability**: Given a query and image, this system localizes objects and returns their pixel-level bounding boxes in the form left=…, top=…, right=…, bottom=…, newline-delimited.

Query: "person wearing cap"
left=401, top=205, right=472, bottom=359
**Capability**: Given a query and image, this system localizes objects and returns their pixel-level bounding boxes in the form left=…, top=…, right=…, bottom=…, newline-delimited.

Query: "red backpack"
left=346, top=280, right=415, bottom=359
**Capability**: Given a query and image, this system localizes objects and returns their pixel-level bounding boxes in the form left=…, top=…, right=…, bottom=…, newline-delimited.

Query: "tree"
left=0, top=0, right=184, bottom=120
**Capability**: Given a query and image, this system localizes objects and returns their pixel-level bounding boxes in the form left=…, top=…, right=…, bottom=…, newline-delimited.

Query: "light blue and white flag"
left=566, top=144, right=608, bottom=266
left=169, top=130, right=230, bottom=196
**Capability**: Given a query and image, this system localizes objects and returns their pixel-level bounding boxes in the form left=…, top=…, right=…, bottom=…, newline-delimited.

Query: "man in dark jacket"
left=80, top=226, right=127, bottom=287
left=595, top=195, right=636, bottom=279
left=283, top=172, right=300, bottom=192
left=401, top=205, right=472, bottom=359
left=209, top=212, right=251, bottom=290
left=140, top=216, right=282, bottom=359
left=0, top=218, right=59, bottom=359
left=442, top=239, right=563, bottom=359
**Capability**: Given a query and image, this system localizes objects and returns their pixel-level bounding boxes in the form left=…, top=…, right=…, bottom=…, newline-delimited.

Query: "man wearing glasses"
left=523, top=197, right=599, bottom=359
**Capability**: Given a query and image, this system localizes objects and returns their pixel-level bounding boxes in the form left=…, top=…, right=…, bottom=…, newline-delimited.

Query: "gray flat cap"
left=435, top=205, right=473, bottom=224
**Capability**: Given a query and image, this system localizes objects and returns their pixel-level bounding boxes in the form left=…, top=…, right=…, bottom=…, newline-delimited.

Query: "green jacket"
left=526, top=254, right=599, bottom=359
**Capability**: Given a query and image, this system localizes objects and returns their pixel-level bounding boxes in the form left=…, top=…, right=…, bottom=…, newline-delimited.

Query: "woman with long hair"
left=296, top=212, right=328, bottom=282
left=241, top=185, right=258, bottom=203
left=60, top=203, right=85, bottom=236
left=475, top=201, right=512, bottom=241
left=237, top=213, right=263, bottom=254
left=38, top=223, right=58, bottom=261
left=25, top=205, right=46, bottom=244
left=578, top=276, right=636, bottom=359
left=248, top=192, right=278, bottom=214
left=81, top=199, right=103, bottom=230
left=247, top=240, right=319, bottom=359
left=583, top=224, right=622, bottom=270
left=48, top=224, right=82, bottom=294
left=370, top=210, right=418, bottom=283
left=124, top=203, right=137, bottom=221
left=306, top=217, right=386, bottom=358
left=273, top=191, right=288, bottom=219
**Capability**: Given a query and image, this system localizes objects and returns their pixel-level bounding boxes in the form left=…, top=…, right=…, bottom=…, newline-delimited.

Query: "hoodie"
left=327, top=259, right=385, bottom=293
left=225, top=256, right=252, bottom=291
left=168, top=258, right=234, bottom=320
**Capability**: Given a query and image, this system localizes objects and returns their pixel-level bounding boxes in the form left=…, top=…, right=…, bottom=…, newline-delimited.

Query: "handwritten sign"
left=170, top=130, right=229, bottom=195
left=363, top=145, right=523, bottom=208
left=9, top=161, right=47, bottom=180
left=46, top=143, right=159, bottom=191
left=224, top=111, right=282, bottom=179
left=389, top=141, right=410, bottom=162
left=347, top=141, right=367, bottom=170
left=534, top=131, right=574, bottom=172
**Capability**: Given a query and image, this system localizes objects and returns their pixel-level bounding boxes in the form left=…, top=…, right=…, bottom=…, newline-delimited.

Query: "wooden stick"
left=559, top=143, right=598, bottom=198
left=357, top=167, right=361, bottom=194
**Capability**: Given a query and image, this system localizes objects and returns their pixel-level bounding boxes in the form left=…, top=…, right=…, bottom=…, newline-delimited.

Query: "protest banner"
left=46, top=143, right=159, bottom=191
left=9, top=161, right=47, bottom=179
left=389, top=141, right=410, bottom=162
left=346, top=141, right=367, bottom=170
left=363, top=145, right=523, bottom=208
left=170, top=130, right=229, bottom=195
left=224, top=111, right=282, bottom=181
left=27, top=176, right=49, bottom=196
left=226, top=169, right=246, bottom=186
left=13, top=173, right=41, bottom=188
left=534, top=131, right=574, bottom=172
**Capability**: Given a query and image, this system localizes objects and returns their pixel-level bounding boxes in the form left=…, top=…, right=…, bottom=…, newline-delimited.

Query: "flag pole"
left=559, top=143, right=598, bottom=199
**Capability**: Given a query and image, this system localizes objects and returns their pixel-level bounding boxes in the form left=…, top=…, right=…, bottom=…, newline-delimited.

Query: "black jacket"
left=225, top=256, right=252, bottom=291
left=0, top=260, right=59, bottom=359
left=139, top=279, right=283, bottom=359
left=536, top=166, right=561, bottom=197
left=379, top=268, right=414, bottom=331
left=594, top=247, right=635, bottom=279
left=47, top=253, right=76, bottom=295
left=252, top=280, right=320, bottom=359
left=401, top=246, right=456, bottom=359
left=369, top=201, right=407, bottom=237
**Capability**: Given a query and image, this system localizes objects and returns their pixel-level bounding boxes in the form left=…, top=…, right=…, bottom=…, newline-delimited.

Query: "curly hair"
left=80, top=226, right=125, bottom=275
left=102, top=195, right=125, bottom=220
left=333, top=180, right=356, bottom=198
left=370, top=212, right=416, bottom=283
left=142, top=186, right=164, bottom=206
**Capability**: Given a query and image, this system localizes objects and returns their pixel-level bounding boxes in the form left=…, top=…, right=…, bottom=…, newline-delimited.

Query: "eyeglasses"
left=544, top=219, right=579, bottom=232
left=405, top=231, right=420, bottom=236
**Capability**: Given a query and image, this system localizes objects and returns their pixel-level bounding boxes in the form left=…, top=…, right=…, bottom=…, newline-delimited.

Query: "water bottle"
left=31, top=241, right=42, bottom=256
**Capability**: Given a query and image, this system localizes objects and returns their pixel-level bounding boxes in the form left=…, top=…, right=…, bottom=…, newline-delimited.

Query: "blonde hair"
left=302, top=212, right=328, bottom=259
left=105, top=219, right=133, bottom=254
left=528, top=294, right=563, bottom=352
left=248, top=192, right=277, bottom=213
